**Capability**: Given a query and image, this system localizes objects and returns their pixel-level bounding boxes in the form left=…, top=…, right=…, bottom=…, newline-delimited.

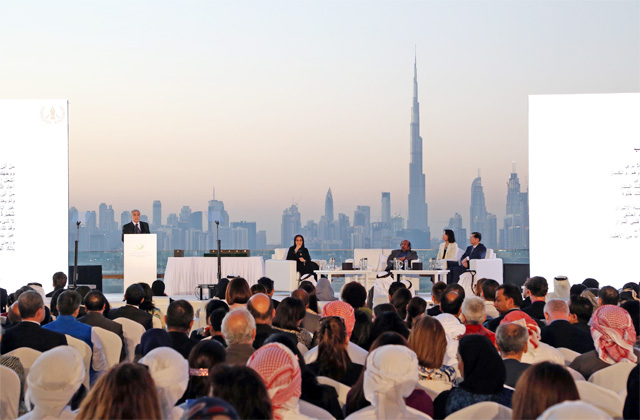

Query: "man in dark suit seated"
left=447, top=232, right=487, bottom=284
left=165, top=299, right=199, bottom=359
left=1, top=290, right=67, bottom=354
left=496, top=322, right=531, bottom=388
left=386, top=240, right=419, bottom=270
left=485, top=284, right=544, bottom=332
left=521, top=276, right=548, bottom=321
left=107, top=284, right=153, bottom=330
left=541, top=299, right=595, bottom=354
left=121, top=209, right=150, bottom=241
left=46, top=272, right=67, bottom=297
left=78, top=291, right=127, bottom=362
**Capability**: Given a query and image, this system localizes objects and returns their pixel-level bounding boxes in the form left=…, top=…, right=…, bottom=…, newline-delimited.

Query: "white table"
left=164, top=256, right=265, bottom=295
left=314, top=269, right=377, bottom=289
left=391, top=269, right=450, bottom=285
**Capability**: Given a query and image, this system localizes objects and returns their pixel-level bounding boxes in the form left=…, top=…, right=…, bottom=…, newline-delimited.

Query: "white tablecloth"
left=164, top=257, right=265, bottom=295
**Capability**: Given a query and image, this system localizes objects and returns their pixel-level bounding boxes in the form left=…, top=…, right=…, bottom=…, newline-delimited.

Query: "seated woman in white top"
left=436, top=229, right=458, bottom=260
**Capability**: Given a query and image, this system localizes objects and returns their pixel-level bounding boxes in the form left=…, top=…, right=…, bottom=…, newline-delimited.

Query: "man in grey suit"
left=386, top=240, right=418, bottom=270
left=292, top=289, right=320, bottom=334
left=78, top=291, right=127, bottom=362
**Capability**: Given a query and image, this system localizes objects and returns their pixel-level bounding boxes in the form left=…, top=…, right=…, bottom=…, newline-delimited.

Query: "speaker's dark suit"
left=121, top=221, right=150, bottom=241
left=78, top=312, right=127, bottom=361
left=541, top=319, right=595, bottom=354
left=0, top=321, right=67, bottom=354
left=107, top=305, right=153, bottom=330
left=448, top=243, right=487, bottom=284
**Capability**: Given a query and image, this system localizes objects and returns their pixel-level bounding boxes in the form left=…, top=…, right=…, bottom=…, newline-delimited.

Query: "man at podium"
left=121, top=209, right=150, bottom=241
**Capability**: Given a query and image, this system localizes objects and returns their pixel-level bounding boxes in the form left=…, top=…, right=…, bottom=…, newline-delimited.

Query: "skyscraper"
left=501, top=163, right=529, bottom=249
left=281, top=204, right=301, bottom=247
left=470, top=172, right=487, bottom=235
left=207, top=189, right=229, bottom=232
left=381, top=192, right=391, bottom=225
left=407, top=55, right=429, bottom=235
left=325, top=188, right=334, bottom=223
left=152, top=200, right=162, bottom=227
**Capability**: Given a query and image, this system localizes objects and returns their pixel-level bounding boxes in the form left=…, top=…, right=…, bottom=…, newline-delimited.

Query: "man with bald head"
left=541, top=299, right=594, bottom=354
left=292, top=288, right=320, bottom=333
left=221, top=308, right=256, bottom=364
left=248, top=293, right=297, bottom=349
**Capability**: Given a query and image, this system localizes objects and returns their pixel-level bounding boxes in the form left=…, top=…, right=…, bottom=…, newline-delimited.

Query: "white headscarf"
left=537, top=401, right=612, bottom=420
left=24, top=346, right=85, bottom=419
left=548, top=277, right=571, bottom=300
left=362, top=345, right=423, bottom=419
left=139, top=347, right=189, bottom=420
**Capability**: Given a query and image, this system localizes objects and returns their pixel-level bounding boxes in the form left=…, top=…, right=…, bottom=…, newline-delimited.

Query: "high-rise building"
left=407, top=55, right=429, bottom=235
left=325, top=188, right=334, bottom=223
left=381, top=192, right=391, bottom=225
left=447, top=213, right=467, bottom=246
left=486, top=213, right=498, bottom=249
left=85, top=211, right=97, bottom=232
left=501, top=163, right=529, bottom=249
left=231, top=221, right=256, bottom=249
left=470, top=173, right=487, bottom=235
left=189, top=211, right=203, bottom=231
left=256, top=230, right=267, bottom=250
left=180, top=206, right=192, bottom=222
left=281, top=204, right=301, bottom=247
left=153, top=200, right=162, bottom=227
left=120, top=211, right=130, bottom=228
left=98, top=203, right=116, bottom=232
left=207, top=189, right=229, bottom=232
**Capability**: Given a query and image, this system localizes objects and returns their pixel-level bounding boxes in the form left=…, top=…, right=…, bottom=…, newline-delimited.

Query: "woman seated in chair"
left=436, top=229, right=458, bottom=260
left=287, top=235, right=318, bottom=278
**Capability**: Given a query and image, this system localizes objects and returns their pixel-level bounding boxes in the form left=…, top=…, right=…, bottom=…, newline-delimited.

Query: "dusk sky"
left=2, top=0, right=638, bottom=244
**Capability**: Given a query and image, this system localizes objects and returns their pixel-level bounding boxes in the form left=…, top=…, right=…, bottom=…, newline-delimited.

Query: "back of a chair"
left=317, top=375, right=351, bottom=409
left=576, top=380, right=624, bottom=418
left=566, top=366, right=586, bottom=382
left=65, top=335, right=91, bottom=390
left=273, top=248, right=288, bottom=260
left=588, top=361, right=635, bottom=394
left=299, top=399, right=335, bottom=420
left=557, top=347, right=581, bottom=365
left=113, top=318, right=146, bottom=362
left=444, top=401, right=512, bottom=420
left=4, top=347, right=42, bottom=379
left=92, top=327, right=122, bottom=369
left=0, top=365, right=20, bottom=420
left=297, top=342, right=309, bottom=356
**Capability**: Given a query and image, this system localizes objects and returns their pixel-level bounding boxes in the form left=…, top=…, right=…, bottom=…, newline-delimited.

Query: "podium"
left=123, top=234, right=157, bottom=290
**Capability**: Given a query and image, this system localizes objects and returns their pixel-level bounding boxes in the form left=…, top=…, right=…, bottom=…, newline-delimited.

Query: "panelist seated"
left=436, top=229, right=459, bottom=260
left=286, top=235, right=318, bottom=278
left=121, top=209, right=150, bottom=241
left=386, top=240, right=418, bottom=270
left=447, top=232, right=487, bottom=284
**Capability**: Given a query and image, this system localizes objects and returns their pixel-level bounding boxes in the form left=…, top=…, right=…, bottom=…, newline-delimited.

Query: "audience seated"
left=485, top=283, right=526, bottom=332
left=511, top=361, right=579, bottom=419
left=316, top=276, right=337, bottom=302
left=179, top=340, right=226, bottom=405
left=151, top=279, right=167, bottom=297
left=247, top=342, right=310, bottom=419
left=408, top=315, right=458, bottom=393
left=351, top=310, right=372, bottom=349
left=541, top=299, right=595, bottom=354
left=221, top=308, right=256, bottom=365
left=299, top=280, right=321, bottom=312
left=499, top=310, right=564, bottom=365
left=583, top=278, right=600, bottom=289
left=208, top=309, right=228, bottom=348
left=190, top=299, right=229, bottom=341
left=547, top=275, right=571, bottom=300
left=0, top=324, right=26, bottom=416
left=225, top=277, right=251, bottom=311
left=307, top=316, right=364, bottom=387
left=373, top=303, right=396, bottom=319
left=139, top=347, right=189, bottom=419
left=249, top=293, right=284, bottom=348
left=46, top=272, right=67, bottom=298
left=623, top=364, right=639, bottom=420
left=390, top=287, right=412, bottom=322
left=77, top=363, right=162, bottom=420
left=495, top=323, right=530, bottom=388
left=461, top=296, right=496, bottom=346
left=406, top=296, right=426, bottom=329
left=622, top=300, right=639, bottom=346
left=570, top=305, right=639, bottom=379
left=1, top=291, right=67, bottom=354
left=211, top=364, right=272, bottom=419
left=137, top=328, right=173, bottom=358
left=345, top=345, right=431, bottom=419
left=342, top=282, right=371, bottom=317
left=78, top=291, right=126, bottom=362
left=107, top=284, right=153, bottom=330
left=521, top=276, right=548, bottom=320
left=435, top=291, right=466, bottom=367
left=257, top=277, right=280, bottom=309
left=139, top=282, right=166, bottom=329
left=181, top=397, right=240, bottom=420
left=272, top=297, right=313, bottom=348
left=292, top=289, right=321, bottom=333
left=251, top=283, right=268, bottom=295
left=599, top=286, right=620, bottom=307
left=366, top=311, right=410, bottom=350
left=427, top=281, right=447, bottom=316
left=165, top=299, right=199, bottom=359
left=433, top=335, right=513, bottom=419
left=569, top=296, right=594, bottom=334
left=479, top=279, right=500, bottom=319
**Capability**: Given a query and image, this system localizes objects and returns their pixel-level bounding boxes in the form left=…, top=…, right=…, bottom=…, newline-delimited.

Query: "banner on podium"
left=124, top=234, right=157, bottom=290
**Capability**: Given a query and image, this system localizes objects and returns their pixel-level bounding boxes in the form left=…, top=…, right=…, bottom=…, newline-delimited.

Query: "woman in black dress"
left=286, top=235, right=318, bottom=277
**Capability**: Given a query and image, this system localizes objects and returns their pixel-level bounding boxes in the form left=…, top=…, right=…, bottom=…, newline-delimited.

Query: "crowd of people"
left=0, top=271, right=638, bottom=420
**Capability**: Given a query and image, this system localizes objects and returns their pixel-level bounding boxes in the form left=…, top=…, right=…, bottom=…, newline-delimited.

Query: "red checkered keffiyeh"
left=500, top=310, right=541, bottom=349
left=321, top=300, right=355, bottom=338
left=247, top=343, right=301, bottom=420
left=591, top=305, right=637, bottom=364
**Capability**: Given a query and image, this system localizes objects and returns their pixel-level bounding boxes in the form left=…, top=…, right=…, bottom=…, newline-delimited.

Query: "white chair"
left=444, top=401, right=512, bottom=420
left=265, top=248, right=299, bottom=292
left=576, top=380, right=624, bottom=418
left=4, top=347, right=42, bottom=379
left=92, top=327, right=123, bottom=369
left=65, top=335, right=92, bottom=390
left=0, top=365, right=21, bottom=420
left=299, top=400, right=335, bottom=420
left=566, top=366, right=586, bottom=382
left=297, top=342, right=309, bottom=355
left=114, top=317, right=146, bottom=362
left=557, top=347, right=581, bottom=365
left=317, top=375, right=352, bottom=409
left=588, top=361, right=635, bottom=394
left=437, top=248, right=465, bottom=272
left=458, top=249, right=504, bottom=297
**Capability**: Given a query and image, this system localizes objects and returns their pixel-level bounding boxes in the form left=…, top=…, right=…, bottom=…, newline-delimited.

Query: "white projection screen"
left=529, top=93, right=640, bottom=289
left=0, top=100, right=69, bottom=294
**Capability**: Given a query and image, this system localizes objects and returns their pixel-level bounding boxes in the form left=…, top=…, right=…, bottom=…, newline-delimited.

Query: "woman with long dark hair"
left=138, top=282, right=165, bottom=329
left=286, top=234, right=318, bottom=277
left=272, top=297, right=313, bottom=348
left=180, top=340, right=226, bottom=404
left=299, top=280, right=319, bottom=314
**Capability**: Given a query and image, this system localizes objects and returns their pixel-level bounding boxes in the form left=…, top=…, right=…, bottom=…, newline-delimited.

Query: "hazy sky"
left=2, top=0, right=638, bottom=243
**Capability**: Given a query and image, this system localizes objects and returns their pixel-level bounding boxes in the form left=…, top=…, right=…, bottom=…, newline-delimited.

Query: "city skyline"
left=4, top=1, right=638, bottom=244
